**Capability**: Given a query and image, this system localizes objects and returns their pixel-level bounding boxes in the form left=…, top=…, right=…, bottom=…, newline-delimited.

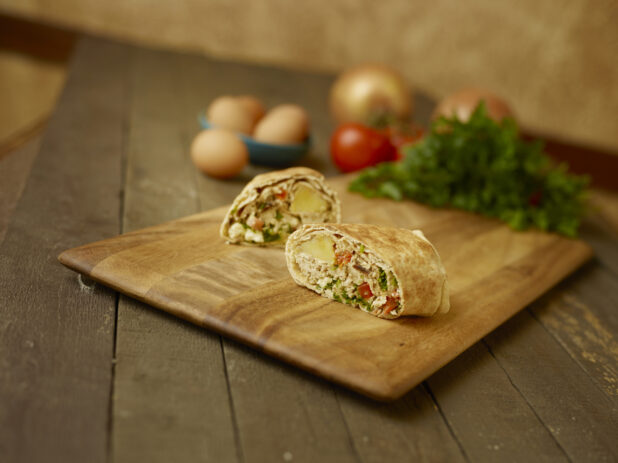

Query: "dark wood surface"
left=1, top=36, right=617, bottom=462
left=0, top=39, right=129, bottom=462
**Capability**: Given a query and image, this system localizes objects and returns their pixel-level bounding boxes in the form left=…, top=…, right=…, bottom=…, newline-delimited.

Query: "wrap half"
left=285, top=223, right=450, bottom=319
left=220, top=167, right=341, bottom=247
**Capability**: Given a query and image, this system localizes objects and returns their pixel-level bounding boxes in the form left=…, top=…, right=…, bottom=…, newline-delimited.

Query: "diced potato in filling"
left=299, top=235, right=335, bottom=264
left=294, top=234, right=402, bottom=316
left=290, top=184, right=328, bottom=214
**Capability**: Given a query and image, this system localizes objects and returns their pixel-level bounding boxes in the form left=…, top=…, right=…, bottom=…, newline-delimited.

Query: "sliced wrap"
left=285, top=223, right=450, bottom=319
left=220, top=167, right=340, bottom=247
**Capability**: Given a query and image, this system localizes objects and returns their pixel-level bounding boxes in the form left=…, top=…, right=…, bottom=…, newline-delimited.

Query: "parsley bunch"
left=349, top=103, right=588, bottom=237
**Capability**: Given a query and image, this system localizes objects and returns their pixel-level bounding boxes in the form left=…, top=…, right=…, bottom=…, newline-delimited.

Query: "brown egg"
left=207, top=96, right=254, bottom=135
left=190, top=129, right=248, bottom=179
left=432, top=88, right=515, bottom=123
left=237, top=95, right=266, bottom=126
left=268, top=104, right=309, bottom=129
left=253, top=104, right=309, bottom=145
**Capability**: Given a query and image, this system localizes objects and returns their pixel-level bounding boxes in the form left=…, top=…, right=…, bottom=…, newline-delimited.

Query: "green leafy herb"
left=258, top=202, right=267, bottom=211
left=378, top=268, right=388, bottom=291
left=275, top=210, right=283, bottom=220
left=351, top=296, right=365, bottom=306
left=359, top=244, right=365, bottom=253
left=337, top=286, right=367, bottom=306
left=389, top=272, right=398, bottom=289
left=262, top=227, right=281, bottom=243
left=349, top=103, right=589, bottom=237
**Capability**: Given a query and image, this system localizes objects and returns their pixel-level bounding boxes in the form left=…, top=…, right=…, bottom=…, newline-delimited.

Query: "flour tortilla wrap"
left=220, top=167, right=341, bottom=247
left=285, top=223, right=449, bottom=318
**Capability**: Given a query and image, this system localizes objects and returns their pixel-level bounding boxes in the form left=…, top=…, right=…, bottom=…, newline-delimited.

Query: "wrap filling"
left=227, top=180, right=335, bottom=245
left=293, top=232, right=402, bottom=317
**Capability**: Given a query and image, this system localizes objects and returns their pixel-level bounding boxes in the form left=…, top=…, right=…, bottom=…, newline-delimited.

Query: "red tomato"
left=335, top=252, right=352, bottom=266
left=358, top=282, right=373, bottom=299
left=381, top=296, right=399, bottom=315
left=330, top=123, right=396, bottom=173
left=247, top=216, right=264, bottom=231
left=380, top=125, right=425, bottom=161
left=528, top=190, right=543, bottom=207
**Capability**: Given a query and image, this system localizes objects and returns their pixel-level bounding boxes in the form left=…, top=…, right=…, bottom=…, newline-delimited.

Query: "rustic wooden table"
left=1, top=37, right=617, bottom=463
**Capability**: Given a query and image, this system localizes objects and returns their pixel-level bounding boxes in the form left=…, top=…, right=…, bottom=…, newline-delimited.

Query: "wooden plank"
left=484, top=309, right=618, bottom=462
left=218, top=343, right=360, bottom=463
left=588, top=190, right=618, bottom=234
left=542, top=201, right=617, bottom=402
left=110, top=47, right=238, bottom=463
left=178, top=53, right=361, bottom=463
left=0, top=135, right=40, bottom=244
left=581, top=213, right=618, bottom=277
left=426, top=342, right=569, bottom=462
left=0, top=37, right=128, bottom=463
left=530, top=263, right=618, bottom=399
left=335, top=386, right=467, bottom=462
left=424, top=260, right=618, bottom=462
left=518, top=216, right=618, bottom=451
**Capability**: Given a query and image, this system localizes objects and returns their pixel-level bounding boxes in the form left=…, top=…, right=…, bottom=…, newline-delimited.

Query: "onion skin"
left=432, top=88, right=515, bottom=123
left=329, top=64, right=413, bottom=124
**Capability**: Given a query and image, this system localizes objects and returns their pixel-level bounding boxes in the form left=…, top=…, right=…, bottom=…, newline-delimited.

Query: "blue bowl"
left=198, top=113, right=310, bottom=167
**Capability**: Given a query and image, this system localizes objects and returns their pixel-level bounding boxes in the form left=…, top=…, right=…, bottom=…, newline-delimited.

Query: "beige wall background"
left=1, top=0, right=617, bottom=151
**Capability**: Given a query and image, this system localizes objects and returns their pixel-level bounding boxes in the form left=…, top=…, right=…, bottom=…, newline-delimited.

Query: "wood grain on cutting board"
left=58, top=176, right=592, bottom=400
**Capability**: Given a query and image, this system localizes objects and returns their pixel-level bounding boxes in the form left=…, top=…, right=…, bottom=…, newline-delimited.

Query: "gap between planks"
left=481, top=338, right=571, bottom=460
left=422, top=382, right=472, bottom=463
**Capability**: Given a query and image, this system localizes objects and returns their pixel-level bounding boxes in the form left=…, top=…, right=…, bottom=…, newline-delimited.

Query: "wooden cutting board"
left=58, top=177, right=592, bottom=401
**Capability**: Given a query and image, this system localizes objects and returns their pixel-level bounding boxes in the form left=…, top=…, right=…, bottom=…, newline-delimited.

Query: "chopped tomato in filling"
left=358, top=282, right=373, bottom=299
left=247, top=216, right=264, bottom=231
left=275, top=190, right=287, bottom=200
left=335, top=251, right=352, bottom=266
left=381, top=296, right=399, bottom=315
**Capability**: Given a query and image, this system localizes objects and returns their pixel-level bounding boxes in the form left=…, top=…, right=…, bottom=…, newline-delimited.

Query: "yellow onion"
left=432, top=88, right=515, bottom=123
left=329, top=64, right=413, bottom=124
